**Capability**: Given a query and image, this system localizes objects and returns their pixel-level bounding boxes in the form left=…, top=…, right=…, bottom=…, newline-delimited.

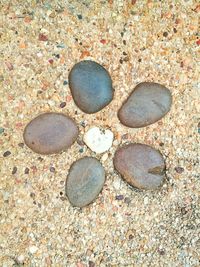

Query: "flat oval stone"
left=113, top=143, right=165, bottom=190
left=69, top=60, right=114, bottom=113
left=66, top=157, right=105, bottom=207
left=118, top=82, right=172, bottom=128
left=23, top=113, right=78, bottom=154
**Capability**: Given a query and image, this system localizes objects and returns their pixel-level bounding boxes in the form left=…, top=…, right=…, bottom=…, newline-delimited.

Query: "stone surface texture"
left=114, top=143, right=165, bottom=190
left=23, top=113, right=78, bottom=154
left=118, top=82, right=172, bottom=128
left=69, top=60, right=113, bottom=113
left=66, top=157, right=105, bottom=207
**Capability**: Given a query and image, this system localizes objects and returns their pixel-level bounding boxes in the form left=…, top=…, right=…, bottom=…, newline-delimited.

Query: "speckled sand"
left=0, top=1, right=200, bottom=266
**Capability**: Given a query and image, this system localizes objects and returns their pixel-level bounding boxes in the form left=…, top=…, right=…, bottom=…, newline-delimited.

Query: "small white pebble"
left=112, top=12, right=117, bottom=17
left=113, top=178, right=121, bottom=190
left=113, top=140, right=119, bottom=146
left=29, top=246, right=38, bottom=254
left=101, top=153, right=108, bottom=162
left=37, top=52, right=43, bottom=57
left=29, top=232, right=35, bottom=240
left=83, top=127, right=114, bottom=154
left=116, top=214, right=123, bottom=222
left=2, top=191, right=10, bottom=201
left=46, top=10, right=52, bottom=16
left=134, top=15, right=140, bottom=21
left=175, top=217, right=179, bottom=223
left=18, top=114, right=24, bottom=119
left=144, top=197, right=149, bottom=205
left=40, top=28, right=49, bottom=34
left=153, top=212, right=159, bottom=217
left=17, top=255, right=25, bottom=263
left=47, top=100, right=55, bottom=107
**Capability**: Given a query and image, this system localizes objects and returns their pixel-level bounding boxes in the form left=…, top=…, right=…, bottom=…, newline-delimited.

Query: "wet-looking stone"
left=69, top=60, right=114, bottom=114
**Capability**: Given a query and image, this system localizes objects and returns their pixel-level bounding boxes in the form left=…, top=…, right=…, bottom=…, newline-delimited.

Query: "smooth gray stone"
left=23, top=113, right=78, bottom=154
left=69, top=60, right=114, bottom=113
left=113, top=143, right=165, bottom=190
left=118, top=82, right=172, bottom=128
left=66, top=157, right=105, bottom=207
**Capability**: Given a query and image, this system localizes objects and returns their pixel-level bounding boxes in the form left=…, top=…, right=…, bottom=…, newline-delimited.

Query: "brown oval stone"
left=113, top=143, right=165, bottom=190
left=66, top=157, right=105, bottom=207
left=23, top=113, right=78, bottom=154
left=118, top=82, right=172, bottom=128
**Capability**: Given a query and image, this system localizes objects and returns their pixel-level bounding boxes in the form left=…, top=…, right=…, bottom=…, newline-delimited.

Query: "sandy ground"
left=0, top=1, right=200, bottom=266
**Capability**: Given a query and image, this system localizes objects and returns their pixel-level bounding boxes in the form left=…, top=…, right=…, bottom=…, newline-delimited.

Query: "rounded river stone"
left=66, top=157, right=105, bottom=207
left=113, top=143, right=165, bottom=190
left=23, top=113, right=78, bottom=154
left=69, top=60, right=114, bottom=113
left=118, top=82, right=172, bottom=128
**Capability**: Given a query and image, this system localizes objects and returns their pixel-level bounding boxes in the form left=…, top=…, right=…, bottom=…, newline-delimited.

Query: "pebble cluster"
left=23, top=60, right=172, bottom=207
left=1, top=2, right=199, bottom=266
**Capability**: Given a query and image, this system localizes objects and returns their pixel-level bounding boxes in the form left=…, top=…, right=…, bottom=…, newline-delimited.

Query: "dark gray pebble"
left=12, top=166, right=17, bottom=174
left=25, top=167, right=29, bottom=174
left=50, top=167, right=56, bottom=173
left=174, top=166, right=184, bottom=173
left=69, top=60, right=114, bottom=113
left=0, top=127, right=4, bottom=134
left=60, top=102, right=66, bottom=108
left=115, top=195, right=124, bottom=200
left=3, top=151, right=11, bottom=157
left=18, top=143, right=24, bottom=148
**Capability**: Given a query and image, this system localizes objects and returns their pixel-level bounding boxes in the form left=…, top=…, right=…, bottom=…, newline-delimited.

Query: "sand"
left=0, top=1, right=199, bottom=266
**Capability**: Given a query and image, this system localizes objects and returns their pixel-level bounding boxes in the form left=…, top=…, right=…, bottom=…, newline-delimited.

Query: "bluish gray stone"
left=118, top=82, right=172, bottom=128
left=23, top=113, right=78, bottom=154
left=69, top=60, right=114, bottom=113
left=66, top=157, right=105, bottom=207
